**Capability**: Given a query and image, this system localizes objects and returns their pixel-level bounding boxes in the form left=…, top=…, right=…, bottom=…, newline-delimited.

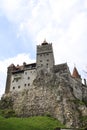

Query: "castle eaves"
left=12, top=63, right=36, bottom=74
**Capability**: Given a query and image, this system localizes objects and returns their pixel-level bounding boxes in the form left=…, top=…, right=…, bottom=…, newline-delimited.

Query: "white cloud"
left=0, top=53, right=35, bottom=98
left=84, top=0, right=87, bottom=8
left=0, top=0, right=82, bottom=41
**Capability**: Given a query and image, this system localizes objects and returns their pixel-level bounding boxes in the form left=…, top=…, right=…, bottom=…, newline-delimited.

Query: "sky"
left=0, top=0, right=87, bottom=98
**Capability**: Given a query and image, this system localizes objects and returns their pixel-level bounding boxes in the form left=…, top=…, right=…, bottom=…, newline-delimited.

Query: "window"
left=18, top=86, right=20, bottom=89
left=40, top=60, right=42, bottom=62
left=25, top=72, right=27, bottom=75
left=24, top=84, right=26, bottom=86
left=47, top=53, right=49, bottom=55
left=14, top=76, right=21, bottom=81
left=28, top=83, right=30, bottom=86
left=13, top=87, right=15, bottom=90
left=41, top=64, right=43, bottom=67
left=28, top=77, right=30, bottom=80
left=46, top=63, right=48, bottom=67
left=16, top=79, right=18, bottom=82
left=47, top=59, right=49, bottom=62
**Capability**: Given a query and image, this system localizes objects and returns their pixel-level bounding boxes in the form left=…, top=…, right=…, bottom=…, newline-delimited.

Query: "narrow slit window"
left=24, top=84, right=26, bottom=86
left=28, top=83, right=30, bottom=86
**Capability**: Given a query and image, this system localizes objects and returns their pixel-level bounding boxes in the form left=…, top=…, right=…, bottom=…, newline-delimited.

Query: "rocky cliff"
left=1, top=66, right=87, bottom=128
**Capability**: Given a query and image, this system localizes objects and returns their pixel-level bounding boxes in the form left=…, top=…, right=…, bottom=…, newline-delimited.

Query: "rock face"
left=2, top=66, right=87, bottom=128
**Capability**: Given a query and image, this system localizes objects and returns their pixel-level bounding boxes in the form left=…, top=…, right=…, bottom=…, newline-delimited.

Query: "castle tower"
left=36, top=40, right=55, bottom=70
left=5, top=64, right=16, bottom=94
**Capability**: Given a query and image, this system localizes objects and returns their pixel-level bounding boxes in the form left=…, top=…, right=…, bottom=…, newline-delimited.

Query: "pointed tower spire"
left=72, top=66, right=81, bottom=79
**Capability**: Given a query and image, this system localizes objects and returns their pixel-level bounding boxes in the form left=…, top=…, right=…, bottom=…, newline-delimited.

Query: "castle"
left=5, top=40, right=85, bottom=95
left=3, top=40, right=87, bottom=127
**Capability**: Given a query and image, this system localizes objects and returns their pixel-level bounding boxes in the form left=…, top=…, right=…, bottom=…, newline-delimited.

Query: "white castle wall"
left=10, top=69, right=36, bottom=92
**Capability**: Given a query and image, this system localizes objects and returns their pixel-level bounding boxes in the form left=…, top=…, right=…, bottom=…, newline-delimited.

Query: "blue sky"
left=0, top=0, right=87, bottom=97
left=0, top=14, right=35, bottom=59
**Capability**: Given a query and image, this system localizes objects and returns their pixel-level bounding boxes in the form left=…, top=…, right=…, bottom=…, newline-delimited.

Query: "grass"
left=0, top=116, right=65, bottom=130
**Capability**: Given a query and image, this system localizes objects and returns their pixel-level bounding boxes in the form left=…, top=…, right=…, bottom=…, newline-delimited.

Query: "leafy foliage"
left=80, top=116, right=87, bottom=128
left=82, top=98, right=87, bottom=107
left=0, top=96, right=16, bottom=118
left=0, top=96, right=13, bottom=109
left=0, top=109, right=16, bottom=118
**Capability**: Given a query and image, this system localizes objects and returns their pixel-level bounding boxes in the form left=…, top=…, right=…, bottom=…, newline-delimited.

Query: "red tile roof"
left=72, top=67, right=81, bottom=79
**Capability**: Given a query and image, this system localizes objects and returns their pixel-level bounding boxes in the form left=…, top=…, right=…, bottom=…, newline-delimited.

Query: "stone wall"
left=37, top=44, right=53, bottom=54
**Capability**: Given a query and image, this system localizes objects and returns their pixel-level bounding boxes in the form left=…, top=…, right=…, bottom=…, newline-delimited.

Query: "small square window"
left=13, top=87, right=15, bottom=89
left=18, top=86, right=20, bottom=89
left=24, top=84, right=26, bottom=86
left=28, top=77, right=30, bottom=80
left=25, top=72, right=27, bottom=75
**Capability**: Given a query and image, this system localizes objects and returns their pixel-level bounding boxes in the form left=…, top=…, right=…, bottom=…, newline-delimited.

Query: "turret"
left=5, top=64, right=16, bottom=94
